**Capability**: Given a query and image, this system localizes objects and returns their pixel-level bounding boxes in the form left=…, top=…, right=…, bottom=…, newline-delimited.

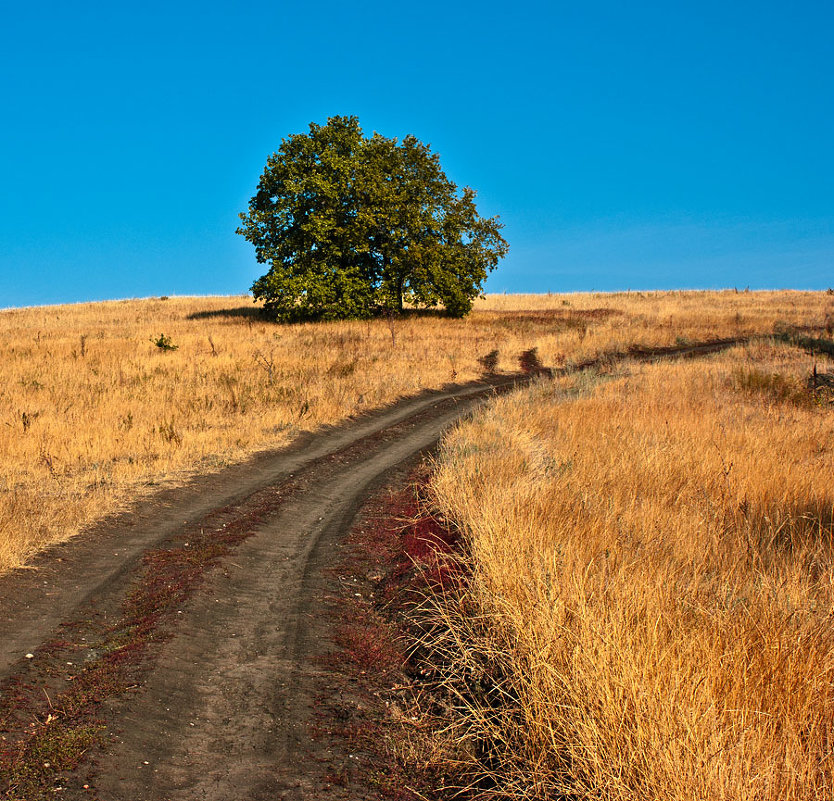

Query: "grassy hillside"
left=0, top=290, right=829, bottom=572
left=429, top=338, right=834, bottom=799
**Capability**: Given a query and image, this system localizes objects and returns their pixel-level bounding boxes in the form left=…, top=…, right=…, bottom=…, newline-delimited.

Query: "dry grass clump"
left=0, top=290, right=829, bottom=573
left=430, top=339, right=834, bottom=800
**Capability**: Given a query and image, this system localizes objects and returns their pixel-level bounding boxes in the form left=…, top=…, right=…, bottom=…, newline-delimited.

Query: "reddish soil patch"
left=307, top=464, right=466, bottom=800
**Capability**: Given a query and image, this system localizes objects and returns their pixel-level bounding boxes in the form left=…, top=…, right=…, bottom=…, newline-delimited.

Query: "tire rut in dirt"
left=88, top=397, right=483, bottom=800
left=0, top=377, right=519, bottom=683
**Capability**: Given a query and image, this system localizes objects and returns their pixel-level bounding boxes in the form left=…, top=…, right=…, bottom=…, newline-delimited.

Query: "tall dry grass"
left=430, top=339, right=834, bottom=800
left=0, top=290, right=829, bottom=573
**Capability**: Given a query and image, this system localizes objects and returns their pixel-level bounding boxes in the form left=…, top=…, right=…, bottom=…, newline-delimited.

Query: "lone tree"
left=237, top=116, right=508, bottom=322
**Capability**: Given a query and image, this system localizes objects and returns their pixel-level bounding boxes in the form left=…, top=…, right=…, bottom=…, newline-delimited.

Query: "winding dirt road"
left=0, top=374, right=529, bottom=800
left=0, top=338, right=754, bottom=800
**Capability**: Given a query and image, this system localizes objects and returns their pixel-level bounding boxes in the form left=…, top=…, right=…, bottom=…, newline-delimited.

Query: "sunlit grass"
left=0, top=290, right=829, bottom=572
left=429, top=338, right=834, bottom=799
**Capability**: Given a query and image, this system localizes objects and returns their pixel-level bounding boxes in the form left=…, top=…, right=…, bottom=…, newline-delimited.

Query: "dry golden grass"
left=0, top=290, right=829, bottom=573
left=430, top=338, right=834, bottom=799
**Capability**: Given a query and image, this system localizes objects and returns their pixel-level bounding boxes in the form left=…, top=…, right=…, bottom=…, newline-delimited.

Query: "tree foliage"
left=237, top=116, right=508, bottom=322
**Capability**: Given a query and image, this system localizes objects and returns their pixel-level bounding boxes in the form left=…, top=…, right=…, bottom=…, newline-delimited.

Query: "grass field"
left=429, top=336, right=834, bottom=799
left=0, top=290, right=829, bottom=573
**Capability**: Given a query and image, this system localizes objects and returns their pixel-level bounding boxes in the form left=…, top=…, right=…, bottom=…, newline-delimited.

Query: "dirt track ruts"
left=0, top=337, right=751, bottom=799
left=0, top=372, right=533, bottom=800
left=0, top=375, right=526, bottom=680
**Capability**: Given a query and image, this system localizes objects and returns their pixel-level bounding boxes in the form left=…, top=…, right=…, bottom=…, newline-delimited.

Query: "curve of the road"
left=0, top=372, right=534, bottom=800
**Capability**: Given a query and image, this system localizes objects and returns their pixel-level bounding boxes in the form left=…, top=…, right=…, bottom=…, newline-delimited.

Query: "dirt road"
left=0, top=337, right=755, bottom=800
left=0, top=373, right=528, bottom=800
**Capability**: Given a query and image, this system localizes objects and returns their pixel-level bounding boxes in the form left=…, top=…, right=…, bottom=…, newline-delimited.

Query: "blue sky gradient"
left=1, top=0, right=832, bottom=306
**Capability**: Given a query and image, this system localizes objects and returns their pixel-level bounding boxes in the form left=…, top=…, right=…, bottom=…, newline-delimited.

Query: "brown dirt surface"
left=0, top=374, right=527, bottom=800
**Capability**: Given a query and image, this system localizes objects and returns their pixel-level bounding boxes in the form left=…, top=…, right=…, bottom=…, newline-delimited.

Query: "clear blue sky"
left=1, top=0, right=832, bottom=307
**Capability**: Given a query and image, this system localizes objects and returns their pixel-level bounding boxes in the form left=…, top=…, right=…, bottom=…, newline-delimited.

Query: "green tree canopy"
left=237, top=116, right=508, bottom=322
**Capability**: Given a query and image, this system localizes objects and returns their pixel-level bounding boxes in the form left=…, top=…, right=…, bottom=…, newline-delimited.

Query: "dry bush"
left=0, top=291, right=829, bottom=572
left=430, top=340, right=834, bottom=800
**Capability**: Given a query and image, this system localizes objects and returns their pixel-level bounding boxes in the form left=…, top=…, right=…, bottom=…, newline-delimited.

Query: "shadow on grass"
left=186, top=306, right=267, bottom=322
left=185, top=306, right=456, bottom=324
left=395, top=308, right=452, bottom=320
